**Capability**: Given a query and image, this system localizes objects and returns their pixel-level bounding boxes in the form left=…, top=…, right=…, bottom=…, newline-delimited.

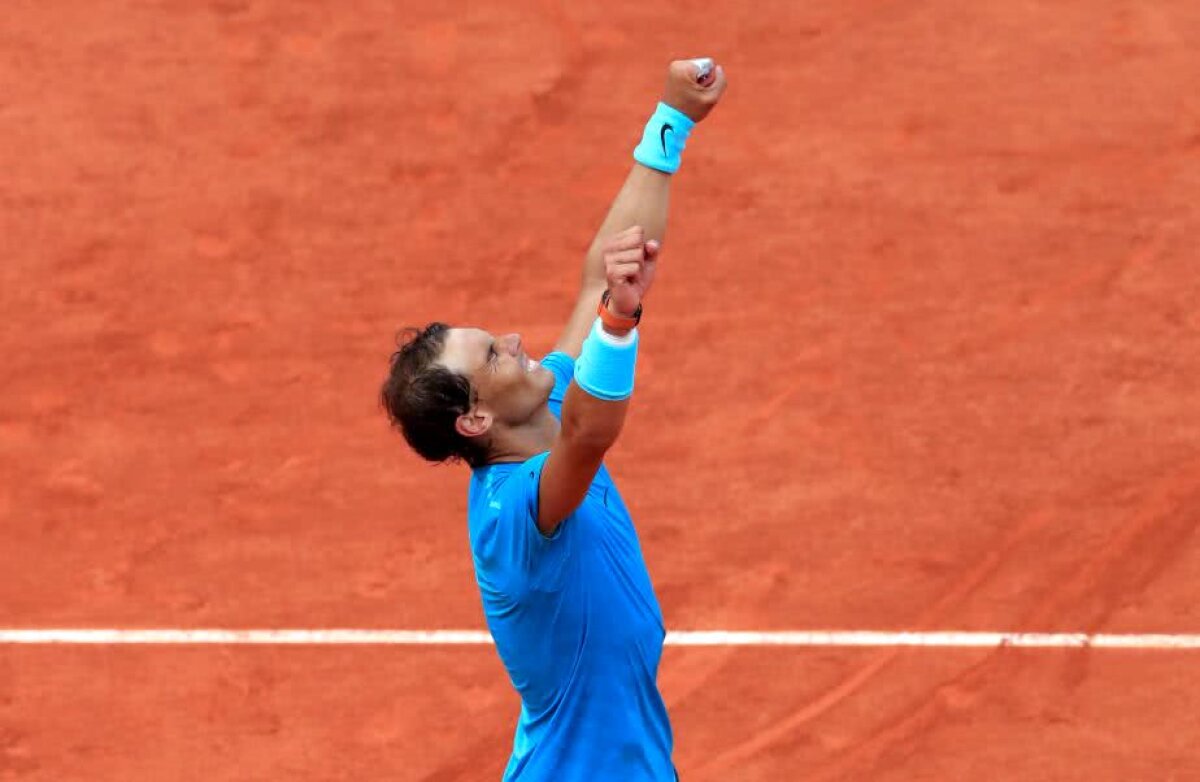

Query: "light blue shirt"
left=467, top=352, right=675, bottom=781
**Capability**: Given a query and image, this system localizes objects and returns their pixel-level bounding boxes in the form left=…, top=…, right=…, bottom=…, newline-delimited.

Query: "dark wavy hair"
left=380, top=323, right=490, bottom=467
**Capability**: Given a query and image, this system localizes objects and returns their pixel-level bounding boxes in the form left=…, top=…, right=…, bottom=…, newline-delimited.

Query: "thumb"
left=708, top=64, right=728, bottom=96
left=644, top=239, right=661, bottom=258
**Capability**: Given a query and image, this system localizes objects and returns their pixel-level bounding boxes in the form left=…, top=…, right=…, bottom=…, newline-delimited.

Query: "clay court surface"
left=3, top=1, right=1200, bottom=779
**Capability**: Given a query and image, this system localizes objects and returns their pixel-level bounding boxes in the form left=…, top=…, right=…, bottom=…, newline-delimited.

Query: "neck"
left=483, top=404, right=560, bottom=465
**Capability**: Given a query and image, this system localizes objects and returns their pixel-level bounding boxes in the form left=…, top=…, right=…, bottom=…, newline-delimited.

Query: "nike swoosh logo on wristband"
left=660, top=123, right=673, bottom=156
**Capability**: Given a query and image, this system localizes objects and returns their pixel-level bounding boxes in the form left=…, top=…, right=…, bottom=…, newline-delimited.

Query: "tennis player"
left=382, top=57, right=727, bottom=781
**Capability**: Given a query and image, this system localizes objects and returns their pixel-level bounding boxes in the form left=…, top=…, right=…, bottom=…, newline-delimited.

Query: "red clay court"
left=2, top=1, right=1199, bottom=779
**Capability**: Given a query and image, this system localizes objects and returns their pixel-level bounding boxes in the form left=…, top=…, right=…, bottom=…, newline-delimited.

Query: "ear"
left=455, top=406, right=492, bottom=439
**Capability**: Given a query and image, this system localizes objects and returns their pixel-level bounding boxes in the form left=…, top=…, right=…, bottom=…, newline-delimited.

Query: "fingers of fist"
left=665, top=57, right=727, bottom=117
left=606, top=248, right=645, bottom=285
left=603, top=227, right=658, bottom=289
left=607, top=225, right=645, bottom=252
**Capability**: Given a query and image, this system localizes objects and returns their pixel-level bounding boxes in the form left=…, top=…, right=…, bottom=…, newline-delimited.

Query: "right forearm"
left=564, top=312, right=640, bottom=450
left=560, top=382, right=630, bottom=454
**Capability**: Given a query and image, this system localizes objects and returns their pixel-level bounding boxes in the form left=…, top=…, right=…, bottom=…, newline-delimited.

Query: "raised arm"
left=535, top=59, right=728, bottom=535
left=538, top=226, right=658, bottom=532
left=552, top=57, right=728, bottom=358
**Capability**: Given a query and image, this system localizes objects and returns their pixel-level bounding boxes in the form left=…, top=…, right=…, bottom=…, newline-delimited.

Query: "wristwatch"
left=598, top=289, right=642, bottom=331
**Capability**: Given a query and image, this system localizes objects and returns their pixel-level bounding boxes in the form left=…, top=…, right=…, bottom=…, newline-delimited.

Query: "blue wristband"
left=574, top=319, right=639, bottom=401
left=632, top=102, right=696, bottom=174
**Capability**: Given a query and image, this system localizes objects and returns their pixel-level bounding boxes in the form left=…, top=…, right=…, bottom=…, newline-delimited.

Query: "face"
left=438, top=327, right=556, bottom=437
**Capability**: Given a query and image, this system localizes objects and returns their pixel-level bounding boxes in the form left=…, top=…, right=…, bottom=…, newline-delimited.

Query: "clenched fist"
left=603, top=226, right=659, bottom=322
left=662, top=57, right=728, bottom=123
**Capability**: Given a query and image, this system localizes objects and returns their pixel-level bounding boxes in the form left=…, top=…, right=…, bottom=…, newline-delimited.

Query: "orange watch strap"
left=597, top=289, right=642, bottom=330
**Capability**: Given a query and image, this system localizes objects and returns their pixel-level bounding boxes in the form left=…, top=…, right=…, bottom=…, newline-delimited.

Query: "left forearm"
left=579, top=164, right=671, bottom=290
left=552, top=58, right=725, bottom=357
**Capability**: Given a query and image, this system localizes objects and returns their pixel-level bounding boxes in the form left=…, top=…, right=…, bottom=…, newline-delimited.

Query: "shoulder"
left=467, top=452, right=556, bottom=549
left=469, top=456, right=545, bottom=520
left=541, top=352, right=575, bottom=422
left=467, top=453, right=573, bottom=594
left=542, top=351, right=575, bottom=399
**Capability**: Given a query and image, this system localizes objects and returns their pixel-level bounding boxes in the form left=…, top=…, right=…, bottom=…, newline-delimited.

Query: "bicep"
left=552, top=283, right=606, bottom=358
left=537, top=363, right=630, bottom=535
left=537, top=435, right=605, bottom=536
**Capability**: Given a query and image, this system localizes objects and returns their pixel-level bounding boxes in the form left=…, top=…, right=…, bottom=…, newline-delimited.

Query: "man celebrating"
left=382, top=58, right=727, bottom=781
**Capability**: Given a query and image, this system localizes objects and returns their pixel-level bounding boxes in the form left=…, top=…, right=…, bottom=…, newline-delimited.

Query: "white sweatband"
left=574, top=319, right=639, bottom=401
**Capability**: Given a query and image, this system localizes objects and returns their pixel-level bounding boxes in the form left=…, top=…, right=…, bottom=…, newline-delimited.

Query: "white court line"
left=1, top=629, right=1199, bottom=649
